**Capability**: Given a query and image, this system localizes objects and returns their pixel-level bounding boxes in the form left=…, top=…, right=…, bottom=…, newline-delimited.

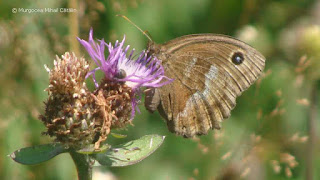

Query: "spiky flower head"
left=40, top=30, right=172, bottom=149
left=77, top=29, right=172, bottom=122
left=40, top=52, right=111, bottom=149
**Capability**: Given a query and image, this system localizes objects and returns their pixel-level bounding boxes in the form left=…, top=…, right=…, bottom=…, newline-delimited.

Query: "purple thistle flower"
left=77, top=28, right=173, bottom=118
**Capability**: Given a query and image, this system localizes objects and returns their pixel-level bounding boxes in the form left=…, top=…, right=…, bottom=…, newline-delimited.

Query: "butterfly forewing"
left=148, top=34, right=265, bottom=137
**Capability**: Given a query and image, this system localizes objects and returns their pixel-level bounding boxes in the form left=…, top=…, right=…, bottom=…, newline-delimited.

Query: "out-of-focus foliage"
left=1, top=0, right=320, bottom=179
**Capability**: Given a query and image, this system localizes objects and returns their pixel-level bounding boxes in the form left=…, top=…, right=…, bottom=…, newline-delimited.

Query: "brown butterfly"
left=144, top=34, right=265, bottom=137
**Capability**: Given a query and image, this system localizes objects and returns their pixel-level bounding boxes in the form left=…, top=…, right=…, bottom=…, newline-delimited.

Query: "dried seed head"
left=95, top=79, right=133, bottom=128
left=40, top=52, right=111, bottom=149
left=45, top=52, right=89, bottom=95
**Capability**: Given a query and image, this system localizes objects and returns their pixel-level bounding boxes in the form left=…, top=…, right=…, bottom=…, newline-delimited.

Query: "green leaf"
left=10, top=143, right=68, bottom=165
left=77, top=144, right=110, bottom=155
left=94, top=134, right=165, bottom=167
left=110, top=132, right=127, bottom=138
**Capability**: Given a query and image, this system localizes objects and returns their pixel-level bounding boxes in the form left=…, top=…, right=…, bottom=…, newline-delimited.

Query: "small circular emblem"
left=231, top=52, right=244, bottom=65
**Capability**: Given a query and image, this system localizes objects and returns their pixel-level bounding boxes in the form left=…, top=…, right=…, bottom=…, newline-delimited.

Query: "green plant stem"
left=306, top=81, right=318, bottom=180
left=69, top=0, right=80, bottom=56
left=69, top=150, right=92, bottom=180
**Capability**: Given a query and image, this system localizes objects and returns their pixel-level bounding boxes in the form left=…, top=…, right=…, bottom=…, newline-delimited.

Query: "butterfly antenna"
left=116, top=15, right=153, bottom=42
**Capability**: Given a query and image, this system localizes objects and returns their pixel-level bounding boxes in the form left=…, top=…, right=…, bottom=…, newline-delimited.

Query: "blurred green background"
left=1, top=0, right=320, bottom=179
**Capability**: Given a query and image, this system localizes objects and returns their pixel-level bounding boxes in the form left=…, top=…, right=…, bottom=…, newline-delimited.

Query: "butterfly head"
left=147, top=41, right=161, bottom=56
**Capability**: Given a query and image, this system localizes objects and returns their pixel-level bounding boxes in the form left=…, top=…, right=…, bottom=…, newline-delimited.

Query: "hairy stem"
left=70, top=150, right=93, bottom=180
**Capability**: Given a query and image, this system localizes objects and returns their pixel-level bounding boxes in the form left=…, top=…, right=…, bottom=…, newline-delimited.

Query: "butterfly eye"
left=116, top=69, right=127, bottom=79
left=231, top=52, right=244, bottom=65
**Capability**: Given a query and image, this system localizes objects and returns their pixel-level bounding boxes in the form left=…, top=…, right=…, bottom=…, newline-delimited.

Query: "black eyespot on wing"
left=231, top=52, right=244, bottom=65
left=116, top=69, right=127, bottom=79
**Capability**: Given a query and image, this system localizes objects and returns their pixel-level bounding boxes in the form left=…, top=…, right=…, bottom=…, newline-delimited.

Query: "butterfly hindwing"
left=146, top=34, right=265, bottom=137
